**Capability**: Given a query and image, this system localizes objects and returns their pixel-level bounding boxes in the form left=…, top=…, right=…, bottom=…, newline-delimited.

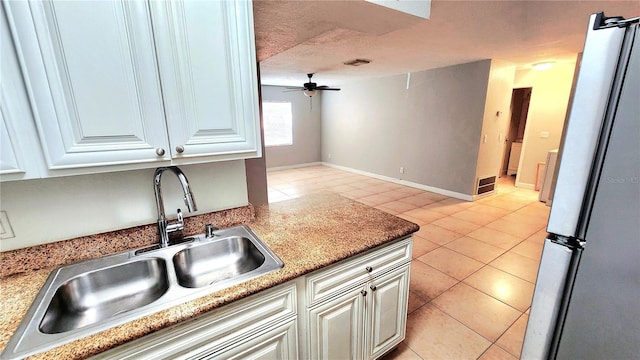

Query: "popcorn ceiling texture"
left=0, top=192, right=418, bottom=359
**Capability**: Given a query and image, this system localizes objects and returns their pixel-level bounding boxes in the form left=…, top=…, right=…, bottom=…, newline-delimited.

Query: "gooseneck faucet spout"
left=153, top=166, right=198, bottom=248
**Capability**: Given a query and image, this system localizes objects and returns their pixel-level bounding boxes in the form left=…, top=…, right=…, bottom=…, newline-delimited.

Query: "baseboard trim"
left=266, top=162, right=323, bottom=172
left=472, top=190, right=496, bottom=201
left=322, top=162, right=474, bottom=201
left=515, top=181, right=535, bottom=190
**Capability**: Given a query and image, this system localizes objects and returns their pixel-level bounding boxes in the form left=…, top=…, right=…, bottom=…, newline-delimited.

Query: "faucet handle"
left=166, top=209, right=184, bottom=234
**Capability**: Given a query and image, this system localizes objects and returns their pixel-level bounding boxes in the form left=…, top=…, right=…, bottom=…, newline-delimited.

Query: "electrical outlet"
left=400, top=167, right=404, bottom=174
left=327, top=153, right=332, bottom=159
left=0, top=211, right=15, bottom=239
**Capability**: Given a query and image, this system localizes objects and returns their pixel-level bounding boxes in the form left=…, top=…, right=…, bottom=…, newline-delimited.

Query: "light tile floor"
left=267, top=165, right=549, bottom=360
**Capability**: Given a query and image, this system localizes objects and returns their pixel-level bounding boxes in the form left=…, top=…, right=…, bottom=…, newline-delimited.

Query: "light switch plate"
left=0, top=211, right=15, bottom=239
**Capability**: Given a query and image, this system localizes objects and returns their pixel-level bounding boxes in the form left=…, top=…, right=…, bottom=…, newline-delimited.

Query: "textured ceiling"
left=254, top=0, right=640, bottom=86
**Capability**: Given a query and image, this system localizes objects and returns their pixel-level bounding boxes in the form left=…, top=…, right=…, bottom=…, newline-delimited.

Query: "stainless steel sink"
left=2, top=225, right=283, bottom=360
left=174, top=236, right=266, bottom=288
left=39, top=258, right=170, bottom=334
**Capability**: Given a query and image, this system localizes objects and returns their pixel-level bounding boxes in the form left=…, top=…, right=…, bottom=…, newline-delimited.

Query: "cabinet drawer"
left=306, top=237, right=412, bottom=305
left=201, top=319, right=298, bottom=360
left=93, top=282, right=296, bottom=360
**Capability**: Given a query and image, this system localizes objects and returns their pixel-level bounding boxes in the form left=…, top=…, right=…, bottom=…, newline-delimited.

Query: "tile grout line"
left=270, top=166, right=541, bottom=360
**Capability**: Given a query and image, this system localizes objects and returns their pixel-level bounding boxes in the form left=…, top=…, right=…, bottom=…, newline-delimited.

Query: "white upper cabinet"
left=1, top=4, right=44, bottom=181
left=5, top=0, right=171, bottom=173
left=3, top=0, right=261, bottom=178
left=151, top=0, right=261, bottom=162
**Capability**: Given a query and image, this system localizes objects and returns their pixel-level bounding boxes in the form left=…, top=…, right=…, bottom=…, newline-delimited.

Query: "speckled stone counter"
left=0, top=192, right=418, bottom=359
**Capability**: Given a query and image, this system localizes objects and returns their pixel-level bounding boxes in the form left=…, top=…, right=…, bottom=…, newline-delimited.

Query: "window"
left=262, top=101, right=293, bottom=146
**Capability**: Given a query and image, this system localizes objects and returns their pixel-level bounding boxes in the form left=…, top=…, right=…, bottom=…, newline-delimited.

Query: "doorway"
left=501, top=87, right=532, bottom=178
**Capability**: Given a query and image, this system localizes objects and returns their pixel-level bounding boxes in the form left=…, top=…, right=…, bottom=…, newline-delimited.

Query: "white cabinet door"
left=305, top=238, right=413, bottom=360
left=366, top=265, right=410, bottom=359
left=150, top=0, right=261, bottom=162
left=5, top=0, right=171, bottom=173
left=308, top=286, right=366, bottom=360
left=1, top=4, right=43, bottom=181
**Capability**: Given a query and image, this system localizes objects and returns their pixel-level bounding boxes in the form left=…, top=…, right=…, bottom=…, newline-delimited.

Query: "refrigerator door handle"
left=522, top=237, right=582, bottom=360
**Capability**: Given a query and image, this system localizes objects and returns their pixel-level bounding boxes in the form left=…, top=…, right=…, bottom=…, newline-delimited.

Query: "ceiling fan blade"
left=283, top=89, right=305, bottom=92
left=317, top=87, right=341, bottom=91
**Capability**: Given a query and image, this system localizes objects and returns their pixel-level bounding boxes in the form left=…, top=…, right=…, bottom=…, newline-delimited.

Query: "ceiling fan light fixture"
left=303, top=89, right=317, bottom=97
left=344, top=58, right=372, bottom=67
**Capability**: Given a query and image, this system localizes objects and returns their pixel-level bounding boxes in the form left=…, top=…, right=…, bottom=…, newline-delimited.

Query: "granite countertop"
left=0, top=192, right=418, bottom=359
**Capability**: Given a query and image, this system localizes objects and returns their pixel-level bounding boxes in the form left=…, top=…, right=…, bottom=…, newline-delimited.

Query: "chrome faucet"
left=153, top=166, right=197, bottom=248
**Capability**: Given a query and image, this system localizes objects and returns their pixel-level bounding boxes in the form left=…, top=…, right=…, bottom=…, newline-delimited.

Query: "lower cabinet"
left=366, top=265, right=411, bottom=359
left=307, top=264, right=411, bottom=360
left=308, top=285, right=367, bottom=359
left=305, top=237, right=413, bottom=360
left=91, top=237, right=412, bottom=360
left=191, top=319, right=298, bottom=360
left=92, top=283, right=298, bottom=360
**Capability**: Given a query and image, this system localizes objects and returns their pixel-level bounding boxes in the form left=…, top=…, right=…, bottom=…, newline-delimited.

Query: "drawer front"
left=93, top=282, right=297, bottom=360
left=206, top=319, right=298, bottom=360
left=306, top=237, right=412, bottom=306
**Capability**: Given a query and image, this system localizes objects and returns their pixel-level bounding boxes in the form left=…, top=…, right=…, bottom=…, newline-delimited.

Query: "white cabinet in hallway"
left=507, top=142, right=522, bottom=176
left=3, top=0, right=260, bottom=178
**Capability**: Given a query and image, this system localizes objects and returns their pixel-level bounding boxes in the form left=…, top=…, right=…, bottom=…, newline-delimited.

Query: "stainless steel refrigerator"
left=522, top=12, right=639, bottom=360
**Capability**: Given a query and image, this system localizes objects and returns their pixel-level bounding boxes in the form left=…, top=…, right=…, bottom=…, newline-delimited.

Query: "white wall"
left=514, top=61, right=577, bottom=187
left=262, top=86, right=322, bottom=168
left=475, top=60, right=516, bottom=185
left=0, top=161, right=248, bottom=251
left=321, top=60, right=492, bottom=196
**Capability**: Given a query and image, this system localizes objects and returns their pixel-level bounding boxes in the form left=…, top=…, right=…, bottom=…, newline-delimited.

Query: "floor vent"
left=477, top=175, right=497, bottom=195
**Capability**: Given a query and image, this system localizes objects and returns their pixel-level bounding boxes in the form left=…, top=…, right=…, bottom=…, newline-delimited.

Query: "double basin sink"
left=2, top=225, right=284, bottom=359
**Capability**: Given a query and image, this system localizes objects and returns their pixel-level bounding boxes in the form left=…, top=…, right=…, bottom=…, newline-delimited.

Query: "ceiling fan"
left=286, top=73, right=340, bottom=97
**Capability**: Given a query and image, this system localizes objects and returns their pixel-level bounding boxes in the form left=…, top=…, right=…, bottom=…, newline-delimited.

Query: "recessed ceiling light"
left=533, top=61, right=555, bottom=71
left=344, top=59, right=372, bottom=66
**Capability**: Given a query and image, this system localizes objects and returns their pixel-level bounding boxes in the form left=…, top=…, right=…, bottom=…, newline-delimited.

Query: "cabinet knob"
left=370, top=285, right=377, bottom=291
left=155, top=148, right=165, bottom=156
left=176, top=145, right=185, bottom=154
left=360, top=290, right=367, bottom=297
left=365, top=266, right=373, bottom=273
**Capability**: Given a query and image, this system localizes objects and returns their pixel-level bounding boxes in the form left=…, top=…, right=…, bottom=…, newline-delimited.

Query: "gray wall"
left=321, top=60, right=492, bottom=196
left=261, top=86, right=322, bottom=168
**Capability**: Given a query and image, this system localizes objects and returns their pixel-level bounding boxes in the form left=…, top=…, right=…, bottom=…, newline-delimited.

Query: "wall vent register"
left=477, top=175, right=497, bottom=195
